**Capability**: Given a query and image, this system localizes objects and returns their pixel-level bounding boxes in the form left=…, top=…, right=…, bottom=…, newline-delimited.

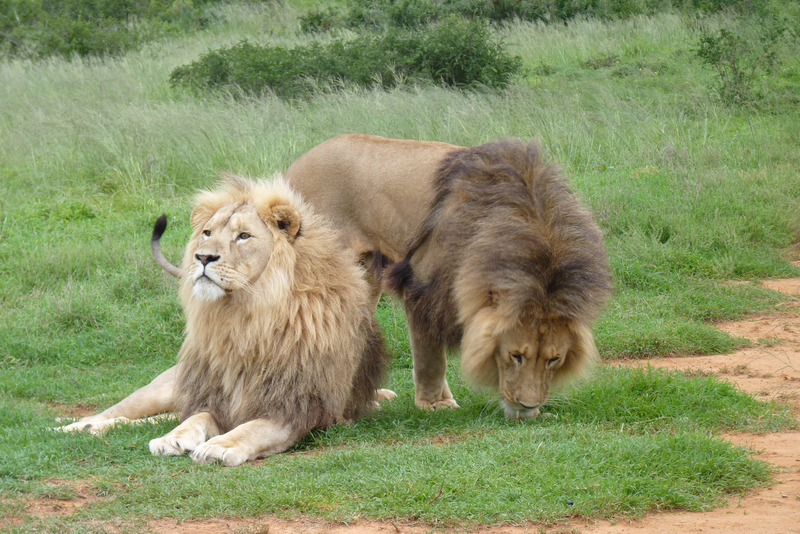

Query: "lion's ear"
left=268, top=204, right=301, bottom=243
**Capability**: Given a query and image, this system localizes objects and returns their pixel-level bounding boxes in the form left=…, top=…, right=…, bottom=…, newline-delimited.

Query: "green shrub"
left=170, top=17, right=522, bottom=98
left=0, top=0, right=220, bottom=59
left=300, top=0, right=772, bottom=34
left=298, top=5, right=341, bottom=33
left=695, top=14, right=791, bottom=104
left=419, top=15, right=522, bottom=86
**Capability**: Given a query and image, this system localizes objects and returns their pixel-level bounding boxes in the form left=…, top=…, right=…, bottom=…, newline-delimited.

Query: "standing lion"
left=382, top=139, right=612, bottom=418
left=144, top=174, right=391, bottom=466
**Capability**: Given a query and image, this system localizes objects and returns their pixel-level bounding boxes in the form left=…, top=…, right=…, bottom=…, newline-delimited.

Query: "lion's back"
left=285, top=134, right=461, bottom=261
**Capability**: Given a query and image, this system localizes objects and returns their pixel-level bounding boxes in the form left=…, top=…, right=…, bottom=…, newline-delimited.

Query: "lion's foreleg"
left=58, top=366, right=178, bottom=435
left=407, top=325, right=459, bottom=409
left=190, top=419, right=306, bottom=467
left=149, top=412, right=220, bottom=457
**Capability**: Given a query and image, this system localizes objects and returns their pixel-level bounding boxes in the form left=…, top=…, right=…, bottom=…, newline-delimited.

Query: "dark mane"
left=386, top=138, right=612, bottom=347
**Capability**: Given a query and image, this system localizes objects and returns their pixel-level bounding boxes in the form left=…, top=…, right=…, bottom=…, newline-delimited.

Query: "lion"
left=60, top=135, right=610, bottom=432
left=69, top=174, right=392, bottom=466
left=382, top=139, right=612, bottom=418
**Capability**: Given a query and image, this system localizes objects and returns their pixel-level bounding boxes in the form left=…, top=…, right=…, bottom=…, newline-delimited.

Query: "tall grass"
left=0, top=3, right=799, bottom=529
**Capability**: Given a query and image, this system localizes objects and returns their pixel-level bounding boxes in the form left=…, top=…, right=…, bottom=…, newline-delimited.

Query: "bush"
left=0, top=0, right=220, bottom=60
left=300, top=0, right=771, bottom=34
left=695, top=13, right=791, bottom=105
left=169, top=17, right=522, bottom=99
left=298, top=6, right=341, bottom=33
left=419, top=16, right=521, bottom=86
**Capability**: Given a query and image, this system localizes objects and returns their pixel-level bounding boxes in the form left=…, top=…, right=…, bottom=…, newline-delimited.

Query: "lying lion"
left=60, top=136, right=610, bottom=432
left=66, top=175, right=393, bottom=466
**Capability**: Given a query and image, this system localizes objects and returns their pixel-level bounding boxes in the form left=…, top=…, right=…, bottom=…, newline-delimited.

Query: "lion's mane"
left=174, top=175, right=389, bottom=435
left=387, top=139, right=612, bottom=389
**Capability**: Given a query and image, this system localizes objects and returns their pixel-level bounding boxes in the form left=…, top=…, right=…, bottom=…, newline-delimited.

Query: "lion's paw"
left=376, top=388, right=397, bottom=402
left=190, top=439, right=248, bottom=467
left=416, top=398, right=460, bottom=410
left=56, top=416, right=131, bottom=436
left=149, top=436, right=187, bottom=456
left=150, top=428, right=206, bottom=457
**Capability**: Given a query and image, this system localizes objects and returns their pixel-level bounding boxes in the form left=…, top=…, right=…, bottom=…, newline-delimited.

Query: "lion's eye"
left=202, top=230, right=212, bottom=237
left=237, top=232, right=251, bottom=241
left=511, top=352, right=524, bottom=364
left=547, top=357, right=561, bottom=367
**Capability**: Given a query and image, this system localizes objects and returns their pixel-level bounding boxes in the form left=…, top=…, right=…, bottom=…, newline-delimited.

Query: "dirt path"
left=576, top=275, right=800, bottom=534
left=12, top=275, right=800, bottom=534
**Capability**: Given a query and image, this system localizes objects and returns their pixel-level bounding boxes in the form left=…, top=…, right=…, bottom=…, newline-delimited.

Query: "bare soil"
left=577, top=274, right=800, bottom=534
left=9, top=274, right=800, bottom=534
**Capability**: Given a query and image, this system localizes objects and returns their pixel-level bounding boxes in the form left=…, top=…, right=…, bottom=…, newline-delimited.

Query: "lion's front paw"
left=416, top=397, right=460, bottom=410
left=190, top=438, right=248, bottom=467
left=149, top=427, right=206, bottom=456
left=149, top=436, right=187, bottom=456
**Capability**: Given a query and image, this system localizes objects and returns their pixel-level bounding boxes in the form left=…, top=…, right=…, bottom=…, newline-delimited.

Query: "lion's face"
left=188, top=204, right=273, bottom=301
left=495, top=319, right=574, bottom=419
left=461, top=309, right=591, bottom=419
left=186, top=198, right=300, bottom=302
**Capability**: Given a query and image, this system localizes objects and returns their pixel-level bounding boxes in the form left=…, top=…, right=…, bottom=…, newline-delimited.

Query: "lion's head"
left=459, top=312, right=600, bottom=419
left=388, top=139, right=612, bottom=418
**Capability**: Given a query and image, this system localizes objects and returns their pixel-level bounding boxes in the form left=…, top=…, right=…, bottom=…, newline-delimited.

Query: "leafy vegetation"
left=0, top=0, right=235, bottom=59
left=695, top=11, right=795, bottom=104
left=169, top=17, right=522, bottom=98
left=300, top=0, right=768, bottom=32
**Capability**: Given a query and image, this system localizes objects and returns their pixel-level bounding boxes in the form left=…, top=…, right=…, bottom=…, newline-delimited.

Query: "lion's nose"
left=196, top=254, right=220, bottom=266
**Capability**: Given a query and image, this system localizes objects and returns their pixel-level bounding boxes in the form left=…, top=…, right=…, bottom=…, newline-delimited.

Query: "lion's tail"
left=151, top=214, right=183, bottom=278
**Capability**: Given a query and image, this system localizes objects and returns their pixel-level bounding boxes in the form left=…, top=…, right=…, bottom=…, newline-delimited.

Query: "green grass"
left=0, top=365, right=794, bottom=530
left=1, top=1, right=799, bottom=530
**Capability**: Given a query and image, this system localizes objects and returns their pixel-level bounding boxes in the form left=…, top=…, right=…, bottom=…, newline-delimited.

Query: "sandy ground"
left=574, top=274, right=800, bottom=534
left=10, top=274, right=800, bottom=534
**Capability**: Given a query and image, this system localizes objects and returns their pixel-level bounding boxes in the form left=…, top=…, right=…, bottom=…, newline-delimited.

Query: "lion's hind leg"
left=57, top=366, right=178, bottom=435
left=58, top=413, right=172, bottom=436
left=190, top=419, right=306, bottom=467
left=149, top=412, right=220, bottom=457
left=370, top=388, right=398, bottom=409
